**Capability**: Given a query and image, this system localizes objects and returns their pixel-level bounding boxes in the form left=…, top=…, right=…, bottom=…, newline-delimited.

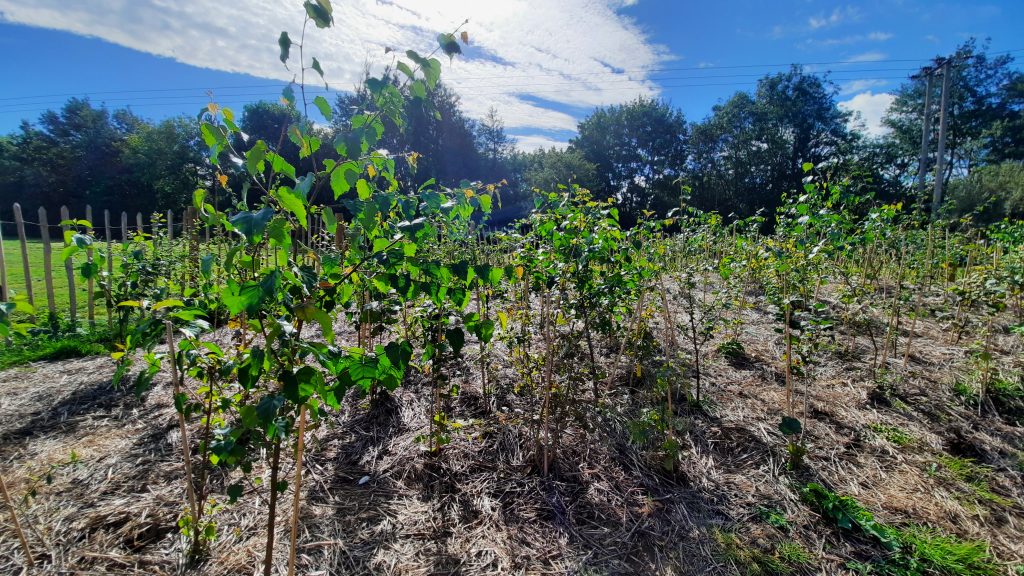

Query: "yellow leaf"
left=367, top=164, right=377, bottom=179
left=460, top=31, right=469, bottom=44
left=207, top=102, right=219, bottom=115
left=515, top=265, right=524, bottom=280
left=218, top=173, right=228, bottom=189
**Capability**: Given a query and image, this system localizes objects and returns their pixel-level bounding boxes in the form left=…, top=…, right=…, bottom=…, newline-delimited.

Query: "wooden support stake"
left=86, top=205, right=95, bottom=326
left=0, top=215, right=8, bottom=302
left=38, top=207, right=57, bottom=319
left=165, top=323, right=200, bottom=530
left=167, top=209, right=174, bottom=241
left=13, top=203, right=34, bottom=312
left=0, top=472, right=33, bottom=567
left=60, top=206, right=78, bottom=324
left=104, top=209, right=113, bottom=330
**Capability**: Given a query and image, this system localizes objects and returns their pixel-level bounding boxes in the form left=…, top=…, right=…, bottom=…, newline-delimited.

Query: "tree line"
left=1, top=38, right=1021, bottom=233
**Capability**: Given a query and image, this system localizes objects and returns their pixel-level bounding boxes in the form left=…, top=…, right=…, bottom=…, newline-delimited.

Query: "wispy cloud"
left=513, top=134, right=569, bottom=152
left=838, top=79, right=889, bottom=95
left=808, top=6, right=860, bottom=30
left=847, top=51, right=888, bottom=63
left=805, top=31, right=894, bottom=47
left=0, top=0, right=670, bottom=134
left=839, top=91, right=895, bottom=137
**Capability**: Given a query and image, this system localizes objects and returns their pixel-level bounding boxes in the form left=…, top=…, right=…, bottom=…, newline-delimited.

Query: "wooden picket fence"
left=0, top=202, right=210, bottom=325
left=0, top=200, right=508, bottom=326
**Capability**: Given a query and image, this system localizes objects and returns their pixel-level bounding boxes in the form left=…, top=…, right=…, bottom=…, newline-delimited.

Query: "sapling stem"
left=165, top=322, right=200, bottom=552
left=264, top=436, right=282, bottom=576
left=287, top=404, right=307, bottom=576
left=0, top=472, right=33, bottom=567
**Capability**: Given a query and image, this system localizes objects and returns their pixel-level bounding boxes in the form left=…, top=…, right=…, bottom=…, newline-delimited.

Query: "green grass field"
left=1, top=237, right=109, bottom=322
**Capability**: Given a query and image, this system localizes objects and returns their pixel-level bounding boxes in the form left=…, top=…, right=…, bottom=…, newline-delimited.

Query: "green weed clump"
left=934, top=455, right=1014, bottom=508
left=801, top=483, right=1001, bottom=576
left=0, top=327, right=112, bottom=370
left=712, top=529, right=812, bottom=575
left=868, top=423, right=915, bottom=447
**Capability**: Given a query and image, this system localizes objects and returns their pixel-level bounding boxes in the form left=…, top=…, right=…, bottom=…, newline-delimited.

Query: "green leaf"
left=356, top=179, right=372, bottom=201
left=311, top=57, right=325, bottom=80
left=268, top=152, right=296, bottom=181
left=282, top=84, right=296, bottom=107
left=409, top=79, right=427, bottom=100
left=322, top=208, right=338, bottom=236
left=72, top=233, right=92, bottom=248
left=273, top=186, right=308, bottom=228
left=278, top=31, right=292, bottom=64
left=445, top=327, right=465, bottom=356
left=283, top=365, right=323, bottom=403
left=304, top=0, right=333, bottom=28
left=779, top=416, right=802, bottom=436
left=330, top=161, right=360, bottom=198
left=152, top=299, right=184, bottom=311
left=423, top=58, right=441, bottom=89
left=437, top=33, right=462, bottom=61
left=222, top=280, right=263, bottom=316
left=802, top=162, right=814, bottom=173
left=396, top=61, right=414, bottom=79
left=478, top=194, right=492, bottom=213
left=313, top=95, right=333, bottom=120
left=227, top=483, right=244, bottom=504
left=230, top=207, right=275, bottom=243
left=246, top=140, right=268, bottom=175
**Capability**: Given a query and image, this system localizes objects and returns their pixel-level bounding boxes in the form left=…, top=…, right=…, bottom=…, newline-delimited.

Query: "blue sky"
left=0, top=1, right=1021, bottom=149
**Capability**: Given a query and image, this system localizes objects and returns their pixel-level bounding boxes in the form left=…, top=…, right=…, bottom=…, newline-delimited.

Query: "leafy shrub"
left=943, top=162, right=1024, bottom=224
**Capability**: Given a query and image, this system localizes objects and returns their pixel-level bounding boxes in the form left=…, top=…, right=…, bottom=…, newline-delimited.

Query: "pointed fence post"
left=60, top=205, right=78, bottom=325
left=0, top=213, right=8, bottom=302
left=104, top=209, right=113, bottom=329
left=85, top=205, right=95, bottom=326
left=38, top=207, right=57, bottom=319
left=13, top=203, right=34, bottom=314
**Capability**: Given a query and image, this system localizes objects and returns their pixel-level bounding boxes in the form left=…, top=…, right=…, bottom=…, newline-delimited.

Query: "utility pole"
left=931, top=58, right=952, bottom=220
left=913, top=67, right=934, bottom=201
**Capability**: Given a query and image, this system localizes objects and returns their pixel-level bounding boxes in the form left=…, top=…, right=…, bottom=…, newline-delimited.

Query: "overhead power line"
left=1, top=47, right=1019, bottom=104
left=0, top=48, right=1018, bottom=117
left=0, top=68, right=922, bottom=111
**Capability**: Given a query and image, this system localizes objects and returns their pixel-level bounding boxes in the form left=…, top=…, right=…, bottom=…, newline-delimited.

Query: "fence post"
left=38, top=207, right=57, bottom=319
left=0, top=214, right=7, bottom=302
left=121, top=211, right=129, bottom=242
left=13, top=204, right=33, bottom=313
left=167, top=209, right=174, bottom=241
left=60, top=206, right=78, bottom=325
left=86, top=205, right=95, bottom=326
left=136, top=212, right=144, bottom=236
left=104, top=209, right=113, bottom=329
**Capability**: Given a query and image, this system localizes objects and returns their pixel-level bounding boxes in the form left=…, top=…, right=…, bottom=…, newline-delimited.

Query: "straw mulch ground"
left=1, top=291, right=1022, bottom=575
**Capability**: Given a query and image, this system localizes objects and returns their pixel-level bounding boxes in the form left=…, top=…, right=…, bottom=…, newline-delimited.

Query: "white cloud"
left=808, top=6, right=859, bottom=29
left=839, top=91, right=895, bottom=137
left=0, top=0, right=668, bottom=133
left=808, top=31, right=894, bottom=47
left=847, top=51, right=888, bottom=62
left=513, top=134, right=569, bottom=152
left=838, top=79, right=889, bottom=95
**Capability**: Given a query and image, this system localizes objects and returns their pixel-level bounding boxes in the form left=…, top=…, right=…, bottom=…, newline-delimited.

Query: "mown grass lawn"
left=1, top=237, right=110, bottom=321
